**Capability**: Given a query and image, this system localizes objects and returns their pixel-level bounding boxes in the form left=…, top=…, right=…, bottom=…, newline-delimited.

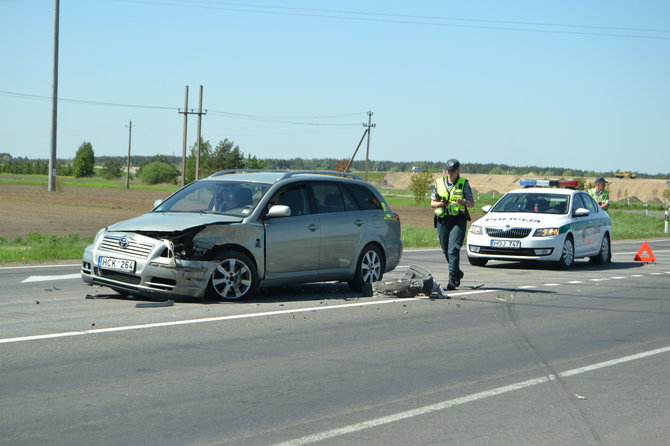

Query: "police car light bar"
left=519, top=179, right=580, bottom=188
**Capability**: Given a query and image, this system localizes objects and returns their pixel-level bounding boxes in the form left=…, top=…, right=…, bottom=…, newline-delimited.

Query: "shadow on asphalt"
left=85, top=281, right=365, bottom=306
left=83, top=260, right=656, bottom=306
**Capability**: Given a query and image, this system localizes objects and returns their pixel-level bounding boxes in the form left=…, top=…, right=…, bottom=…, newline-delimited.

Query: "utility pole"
left=125, top=120, right=133, bottom=189
left=195, top=85, right=206, bottom=181
left=363, top=111, right=375, bottom=181
left=178, top=85, right=207, bottom=185
left=179, top=86, right=189, bottom=187
left=48, top=0, right=60, bottom=192
left=343, top=128, right=369, bottom=173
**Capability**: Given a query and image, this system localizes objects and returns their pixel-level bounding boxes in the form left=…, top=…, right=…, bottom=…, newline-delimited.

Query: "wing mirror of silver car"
left=153, top=199, right=163, bottom=208
left=574, top=208, right=590, bottom=217
left=267, top=204, right=291, bottom=218
left=482, top=205, right=492, bottom=213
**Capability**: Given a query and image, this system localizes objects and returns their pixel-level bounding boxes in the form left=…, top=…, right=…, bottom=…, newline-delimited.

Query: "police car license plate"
left=491, top=240, right=521, bottom=248
left=98, top=257, right=135, bottom=272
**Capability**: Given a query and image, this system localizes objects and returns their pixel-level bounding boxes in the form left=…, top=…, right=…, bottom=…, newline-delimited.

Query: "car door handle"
left=308, top=224, right=319, bottom=232
left=355, top=219, right=365, bottom=227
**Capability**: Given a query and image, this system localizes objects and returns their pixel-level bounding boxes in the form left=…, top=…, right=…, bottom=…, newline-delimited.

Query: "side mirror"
left=574, top=208, right=590, bottom=217
left=153, top=199, right=163, bottom=208
left=267, top=204, right=291, bottom=218
left=482, top=205, right=492, bottom=213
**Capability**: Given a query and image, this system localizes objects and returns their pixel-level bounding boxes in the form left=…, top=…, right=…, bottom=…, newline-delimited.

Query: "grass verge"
left=2, top=212, right=667, bottom=265
left=0, top=233, right=93, bottom=264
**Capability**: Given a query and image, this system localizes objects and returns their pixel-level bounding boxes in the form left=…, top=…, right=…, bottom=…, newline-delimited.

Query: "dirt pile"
left=382, top=173, right=669, bottom=203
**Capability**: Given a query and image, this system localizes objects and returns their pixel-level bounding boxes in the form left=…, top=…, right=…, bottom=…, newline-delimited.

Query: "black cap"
left=444, top=159, right=460, bottom=171
left=595, top=176, right=608, bottom=183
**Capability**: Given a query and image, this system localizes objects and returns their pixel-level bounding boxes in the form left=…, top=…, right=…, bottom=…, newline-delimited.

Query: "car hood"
left=474, top=212, right=568, bottom=227
left=106, top=212, right=242, bottom=232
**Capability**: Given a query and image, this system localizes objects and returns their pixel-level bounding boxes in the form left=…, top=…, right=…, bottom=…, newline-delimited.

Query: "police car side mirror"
left=153, top=199, right=163, bottom=209
left=482, top=205, right=492, bottom=213
left=574, top=208, right=590, bottom=217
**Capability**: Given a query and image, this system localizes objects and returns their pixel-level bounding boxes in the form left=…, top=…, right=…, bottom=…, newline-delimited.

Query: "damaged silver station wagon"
left=81, top=170, right=403, bottom=300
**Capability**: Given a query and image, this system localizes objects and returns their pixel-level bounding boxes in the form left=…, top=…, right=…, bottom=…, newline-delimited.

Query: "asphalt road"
left=1, top=240, right=669, bottom=446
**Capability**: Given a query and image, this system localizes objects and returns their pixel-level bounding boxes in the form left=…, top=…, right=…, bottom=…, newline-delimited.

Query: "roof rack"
left=209, top=169, right=363, bottom=181
left=520, top=179, right=580, bottom=189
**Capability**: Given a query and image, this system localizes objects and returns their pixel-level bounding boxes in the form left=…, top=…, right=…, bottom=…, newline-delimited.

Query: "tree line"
left=1, top=143, right=668, bottom=181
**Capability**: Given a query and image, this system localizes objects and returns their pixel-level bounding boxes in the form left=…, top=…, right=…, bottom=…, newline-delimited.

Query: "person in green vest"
left=588, top=177, right=610, bottom=210
left=430, top=159, right=474, bottom=290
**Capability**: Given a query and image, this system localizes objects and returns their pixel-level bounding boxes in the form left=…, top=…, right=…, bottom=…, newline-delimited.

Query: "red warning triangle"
left=634, top=242, right=656, bottom=262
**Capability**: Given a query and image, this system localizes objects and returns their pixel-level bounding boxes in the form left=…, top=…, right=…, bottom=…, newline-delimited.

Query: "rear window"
left=312, top=182, right=358, bottom=213
left=345, top=183, right=384, bottom=210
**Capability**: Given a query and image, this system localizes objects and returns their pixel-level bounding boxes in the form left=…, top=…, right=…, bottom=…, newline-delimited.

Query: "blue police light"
left=520, top=179, right=580, bottom=188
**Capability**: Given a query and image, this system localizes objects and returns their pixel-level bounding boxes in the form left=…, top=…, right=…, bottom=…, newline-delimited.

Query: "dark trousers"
left=436, top=215, right=467, bottom=274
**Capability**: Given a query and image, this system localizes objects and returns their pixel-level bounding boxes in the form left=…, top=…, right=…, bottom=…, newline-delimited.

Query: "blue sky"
left=1, top=0, right=669, bottom=174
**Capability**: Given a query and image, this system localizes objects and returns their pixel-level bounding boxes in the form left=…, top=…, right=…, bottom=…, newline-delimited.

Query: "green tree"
left=72, top=142, right=95, bottom=178
left=185, top=138, right=248, bottom=183
left=210, top=139, right=245, bottom=173
left=140, top=161, right=179, bottom=185
left=245, top=154, right=266, bottom=169
left=185, top=140, right=213, bottom=183
left=101, top=158, right=122, bottom=180
left=410, top=170, right=434, bottom=204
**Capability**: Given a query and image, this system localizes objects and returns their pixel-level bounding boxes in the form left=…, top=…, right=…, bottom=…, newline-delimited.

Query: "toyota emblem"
left=119, top=237, right=129, bottom=249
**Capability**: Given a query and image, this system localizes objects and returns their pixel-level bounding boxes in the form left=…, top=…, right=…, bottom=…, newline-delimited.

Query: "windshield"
left=491, top=192, right=570, bottom=215
left=153, top=180, right=271, bottom=217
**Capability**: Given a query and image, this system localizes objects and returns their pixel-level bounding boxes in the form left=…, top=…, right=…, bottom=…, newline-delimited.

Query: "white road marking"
left=0, top=264, right=80, bottom=270
left=21, top=273, right=81, bottom=283
left=0, top=289, right=496, bottom=345
left=567, top=281, right=583, bottom=284
left=270, top=345, right=670, bottom=446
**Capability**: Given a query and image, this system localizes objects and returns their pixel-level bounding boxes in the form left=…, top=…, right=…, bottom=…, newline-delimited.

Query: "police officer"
left=430, top=159, right=474, bottom=290
left=588, top=177, right=610, bottom=210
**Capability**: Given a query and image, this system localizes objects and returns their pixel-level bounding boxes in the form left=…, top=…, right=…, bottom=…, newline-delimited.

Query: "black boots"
left=447, top=270, right=464, bottom=290
left=454, top=270, right=464, bottom=287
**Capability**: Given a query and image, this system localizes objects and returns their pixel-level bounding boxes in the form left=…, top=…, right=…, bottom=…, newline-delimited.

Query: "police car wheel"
left=590, top=234, right=611, bottom=265
left=557, top=235, right=575, bottom=269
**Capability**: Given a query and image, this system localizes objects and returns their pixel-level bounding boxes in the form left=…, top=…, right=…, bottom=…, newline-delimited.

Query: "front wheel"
left=556, top=235, right=575, bottom=269
left=590, top=234, right=611, bottom=265
left=348, top=244, right=384, bottom=292
left=207, top=251, right=258, bottom=301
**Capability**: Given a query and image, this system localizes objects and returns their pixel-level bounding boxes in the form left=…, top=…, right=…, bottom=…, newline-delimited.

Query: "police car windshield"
left=491, top=193, right=569, bottom=215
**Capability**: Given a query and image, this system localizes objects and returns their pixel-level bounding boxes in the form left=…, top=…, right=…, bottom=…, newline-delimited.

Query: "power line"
left=116, top=0, right=670, bottom=40
left=0, top=89, right=364, bottom=126
left=0, top=90, right=174, bottom=110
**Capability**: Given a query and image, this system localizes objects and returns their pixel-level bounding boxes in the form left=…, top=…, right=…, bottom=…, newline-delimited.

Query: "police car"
left=467, top=180, right=612, bottom=268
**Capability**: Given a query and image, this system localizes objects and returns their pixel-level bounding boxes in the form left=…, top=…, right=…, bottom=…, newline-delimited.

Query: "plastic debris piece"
left=135, top=300, right=174, bottom=308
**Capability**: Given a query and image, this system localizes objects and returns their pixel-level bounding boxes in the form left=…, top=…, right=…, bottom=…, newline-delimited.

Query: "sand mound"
left=380, top=173, right=668, bottom=203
